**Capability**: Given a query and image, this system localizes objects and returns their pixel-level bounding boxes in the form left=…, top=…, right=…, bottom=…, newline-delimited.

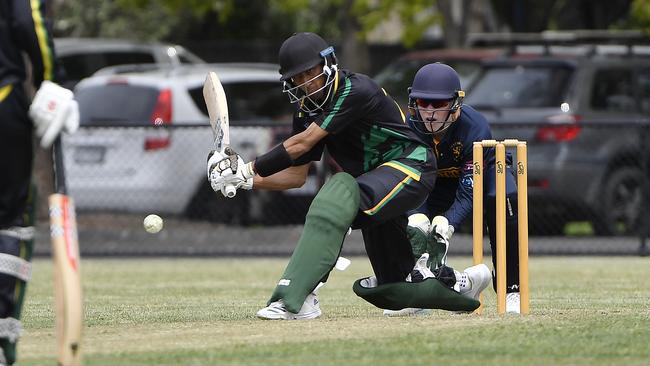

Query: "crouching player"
left=385, top=63, right=523, bottom=316
left=207, top=32, right=490, bottom=319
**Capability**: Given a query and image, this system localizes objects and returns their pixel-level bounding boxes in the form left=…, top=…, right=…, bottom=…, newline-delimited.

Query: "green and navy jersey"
left=291, top=69, right=432, bottom=177
left=0, top=0, right=57, bottom=92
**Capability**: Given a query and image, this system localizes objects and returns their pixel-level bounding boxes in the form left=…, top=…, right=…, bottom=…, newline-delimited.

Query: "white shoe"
left=458, top=264, right=491, bottom=300
left=256, top=292, right=321, bottom=320
left=506, top=292, right=521, bottom=314
left=383, top=308, right=431, bottom=317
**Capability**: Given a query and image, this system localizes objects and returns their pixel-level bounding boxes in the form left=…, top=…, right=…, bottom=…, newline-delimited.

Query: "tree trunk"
left=438, top=0, right=474, bottom=48
left=338, top=0, right=370, bottom=74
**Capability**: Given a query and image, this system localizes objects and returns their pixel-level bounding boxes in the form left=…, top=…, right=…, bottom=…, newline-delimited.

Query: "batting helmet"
left=408, top=63, right=465, bottom=135
left=278, top=32, right=339, bottom=112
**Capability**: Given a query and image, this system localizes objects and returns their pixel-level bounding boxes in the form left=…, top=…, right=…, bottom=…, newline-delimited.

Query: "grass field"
left=19, top=256, right=650, bottom=366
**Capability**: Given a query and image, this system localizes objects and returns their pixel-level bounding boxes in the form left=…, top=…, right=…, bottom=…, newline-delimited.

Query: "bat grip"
left=225, top=184, right=237, bottom=198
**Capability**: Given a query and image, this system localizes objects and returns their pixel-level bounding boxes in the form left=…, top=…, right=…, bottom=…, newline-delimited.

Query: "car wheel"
left=594, top=167, right=644, bottom=236
left=185, top=181, right=249, bottom=224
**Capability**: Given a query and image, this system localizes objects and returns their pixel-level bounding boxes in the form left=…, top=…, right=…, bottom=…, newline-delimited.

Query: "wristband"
left=254, top=143, right=293, bottom=177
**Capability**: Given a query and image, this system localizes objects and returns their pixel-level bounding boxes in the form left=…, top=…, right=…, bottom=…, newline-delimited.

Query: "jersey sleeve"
left=313, top=76, right=364, bottom=135
left=12, top=0, right=57, bottom=86
left=290, top=112, right=324, bottom=165
left=443, top=109, right=493, bottom=228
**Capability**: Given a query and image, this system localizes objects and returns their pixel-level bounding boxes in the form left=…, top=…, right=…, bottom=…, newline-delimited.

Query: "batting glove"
left=29, top=81, right=79, bottom=148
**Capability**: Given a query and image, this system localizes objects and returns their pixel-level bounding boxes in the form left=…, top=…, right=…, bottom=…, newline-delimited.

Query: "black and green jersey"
left=0, top=0, right=57, bottom=90
left=292, top=70, right=432, bottom=177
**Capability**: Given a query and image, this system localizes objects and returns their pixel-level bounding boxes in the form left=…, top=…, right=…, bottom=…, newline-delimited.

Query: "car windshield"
left=465, top=65, right=573, bottom=108
left=76, top=84, right=159, bottom=125
left=374, top=59, right=482, bottom=99
left=189, top=81, right=294, bottom=124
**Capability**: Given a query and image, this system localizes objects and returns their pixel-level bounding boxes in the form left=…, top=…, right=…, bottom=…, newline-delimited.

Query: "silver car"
left=54, top=38, right=205, bottom=89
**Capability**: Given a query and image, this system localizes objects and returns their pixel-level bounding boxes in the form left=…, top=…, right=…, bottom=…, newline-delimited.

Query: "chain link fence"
left=32, top=120, right=650, bottom=257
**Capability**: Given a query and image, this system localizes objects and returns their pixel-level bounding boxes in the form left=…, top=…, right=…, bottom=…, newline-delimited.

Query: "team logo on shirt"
left=451, top=142, right=463, bottom=162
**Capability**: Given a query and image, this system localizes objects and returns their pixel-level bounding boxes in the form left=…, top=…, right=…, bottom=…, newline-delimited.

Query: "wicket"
left=472, top=139, right=529, bottom=315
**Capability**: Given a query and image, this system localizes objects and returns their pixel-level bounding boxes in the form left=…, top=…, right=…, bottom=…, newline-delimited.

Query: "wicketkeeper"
left=207, top=32, right=490, bottom=320
left=386, top=63, right=523, bottom=316
left=0, top=1, right=78, bottom=363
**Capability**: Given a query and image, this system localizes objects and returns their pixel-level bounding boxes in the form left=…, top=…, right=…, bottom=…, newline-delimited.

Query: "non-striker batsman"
left=207, top=32, right=490, bottom=319
left=0, top=1, right=78, bottom=363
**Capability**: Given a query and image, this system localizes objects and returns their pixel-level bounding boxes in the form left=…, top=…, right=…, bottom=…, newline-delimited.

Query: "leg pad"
left=353, top=277, right=480, bottom=312
left=269, top=173, right=360, bottom=313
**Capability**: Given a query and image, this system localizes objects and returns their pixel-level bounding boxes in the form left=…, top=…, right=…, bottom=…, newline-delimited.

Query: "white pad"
left=0, top=226, right=35, bottom=241
left=0, top=254, right=32, bottom=282
left=0, top=318, right=22, bottom=343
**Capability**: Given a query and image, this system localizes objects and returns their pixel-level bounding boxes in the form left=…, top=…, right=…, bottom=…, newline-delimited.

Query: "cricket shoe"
left=506, top=292, right=521, bottom=314
left=455, top=263, right=491, bottom=301
left=256, top=292, right=321, bottom=320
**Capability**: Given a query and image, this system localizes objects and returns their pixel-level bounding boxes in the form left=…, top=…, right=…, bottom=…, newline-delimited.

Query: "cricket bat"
left=203, top=71, right=237, bottom=198
left=50, top=136, right=83, bottom=366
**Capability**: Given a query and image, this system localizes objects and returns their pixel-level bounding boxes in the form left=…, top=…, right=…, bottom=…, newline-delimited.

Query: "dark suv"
left=466, top=42, right=650, bottom=235
left=374, top=48, right=504, bottom=110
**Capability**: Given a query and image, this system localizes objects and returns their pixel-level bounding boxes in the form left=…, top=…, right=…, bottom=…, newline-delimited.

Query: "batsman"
left=1, top=1, right=78, bottom=364
left=207, top=32, right=489, bottom=319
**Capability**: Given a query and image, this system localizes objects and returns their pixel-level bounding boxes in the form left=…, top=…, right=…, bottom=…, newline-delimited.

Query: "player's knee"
left=307, top=172, right=360, bottom=231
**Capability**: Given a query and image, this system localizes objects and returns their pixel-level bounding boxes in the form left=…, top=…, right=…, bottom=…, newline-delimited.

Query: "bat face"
left=203, top=71, right=237, bottom=198
left=49, top=193, right=83, bottom=366
left=202, top=72, right=230, bottom=152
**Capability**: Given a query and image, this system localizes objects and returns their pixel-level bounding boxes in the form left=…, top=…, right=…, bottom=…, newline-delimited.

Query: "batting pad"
left=269, top=173, right=360, bottom=313
left=352, top=277, right=480, bottom=312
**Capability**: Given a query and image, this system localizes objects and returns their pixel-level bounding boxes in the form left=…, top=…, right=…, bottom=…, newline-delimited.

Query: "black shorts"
left=352, top=155, right=436, bottom=229
left=352, top=155, right=436, bottom=284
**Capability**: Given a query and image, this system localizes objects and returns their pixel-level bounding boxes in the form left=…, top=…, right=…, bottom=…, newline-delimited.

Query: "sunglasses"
left=416, top=99, right=451, bottom=109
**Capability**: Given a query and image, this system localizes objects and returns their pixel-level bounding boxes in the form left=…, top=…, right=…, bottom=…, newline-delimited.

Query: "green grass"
left=20, top=256, right=650, bottom=366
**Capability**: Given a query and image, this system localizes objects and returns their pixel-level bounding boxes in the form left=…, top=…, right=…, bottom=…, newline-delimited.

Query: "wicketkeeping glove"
left=407, top=213, right=431, bottom=259
left=427, top=216, right=453, bottom=269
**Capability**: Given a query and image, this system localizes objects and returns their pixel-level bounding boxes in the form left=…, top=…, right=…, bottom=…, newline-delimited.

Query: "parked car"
left=62, top=63, right=324, bottom=224
left=465, top=42, right=650, bottom=235
left=373, top=48, right=504, bottom=110
left=54, top=38, right=205, bottom=89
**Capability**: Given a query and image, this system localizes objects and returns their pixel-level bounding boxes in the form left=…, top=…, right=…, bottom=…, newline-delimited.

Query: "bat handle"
left=225, top=184, right=237, bottom=198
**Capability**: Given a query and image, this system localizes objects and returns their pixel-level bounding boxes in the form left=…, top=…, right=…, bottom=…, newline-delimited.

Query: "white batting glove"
left=29, top=81, right=79, bottom=148
left=431, top=215, right=454, bottom=241
left=207, top=150, right=227, bottom=180
left=234, top=159, right=254, bottom=190
left=207, top=151, right=254, bottom=196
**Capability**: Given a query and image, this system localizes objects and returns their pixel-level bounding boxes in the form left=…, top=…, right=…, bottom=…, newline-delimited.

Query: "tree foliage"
left=630, top=0, right=650, bottom=34
left=54, top=0, right=441, bottom=47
